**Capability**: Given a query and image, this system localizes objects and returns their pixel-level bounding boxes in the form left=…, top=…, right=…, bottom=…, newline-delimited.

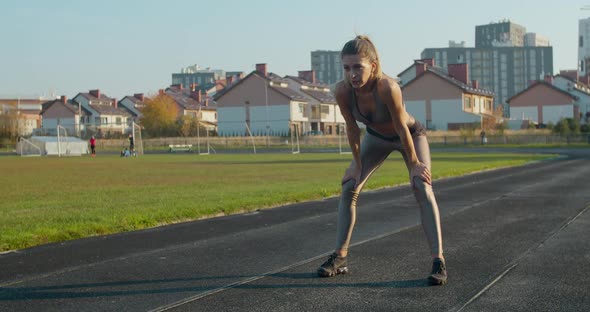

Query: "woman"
left=89, top=136, right=96, bottom=157
left=317, top=35, right=447, bottom=285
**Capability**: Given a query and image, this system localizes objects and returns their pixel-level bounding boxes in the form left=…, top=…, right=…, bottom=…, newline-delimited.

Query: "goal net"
left=57, top=125, right=71, bottom=157
left=132, top=122, right=144, bottom=156
left=291, top=124, right=300, bottom=154
left=196, top=121, right=211, bottom=155
left=17, top=137, right=42, bottom=157
left=339, top=124, right=352, bottom=154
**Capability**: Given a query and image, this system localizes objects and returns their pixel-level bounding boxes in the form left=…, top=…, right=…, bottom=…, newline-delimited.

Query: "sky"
left=1, top=0, right=590, bottom=100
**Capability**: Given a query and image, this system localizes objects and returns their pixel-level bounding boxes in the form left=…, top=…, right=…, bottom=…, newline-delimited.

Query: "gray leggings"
left=336, top=132, right=443, bottom=256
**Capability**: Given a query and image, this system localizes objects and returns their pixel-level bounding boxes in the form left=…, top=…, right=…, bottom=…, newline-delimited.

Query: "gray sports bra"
left=349, top=87, right=392, bottom=124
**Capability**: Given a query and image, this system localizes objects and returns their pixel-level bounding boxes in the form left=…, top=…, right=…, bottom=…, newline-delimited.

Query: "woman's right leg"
left=335, top=134, right=393, bottom=257
left=318, top=133, right=392, bottom=277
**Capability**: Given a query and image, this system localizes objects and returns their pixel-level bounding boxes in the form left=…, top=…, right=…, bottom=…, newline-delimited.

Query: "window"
left=116, top=117, right=122, bottom=125
left=464, top=97, right=472, bottom=109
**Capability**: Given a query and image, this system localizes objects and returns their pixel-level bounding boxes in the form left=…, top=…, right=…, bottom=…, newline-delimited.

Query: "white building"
left=72, top=89, right=132, bottom=135
left=215, top=64, right=311, bottom=136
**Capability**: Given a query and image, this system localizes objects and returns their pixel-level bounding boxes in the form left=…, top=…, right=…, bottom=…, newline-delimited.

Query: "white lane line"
left=148, top=223, right=420, bottom=312
left=454, top=204, right=590, bottom=312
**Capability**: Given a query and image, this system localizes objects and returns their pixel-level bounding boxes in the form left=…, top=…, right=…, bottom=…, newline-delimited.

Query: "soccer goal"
left=17, top=137, right=42, bottom=157
left=245, top=122, right=257, bottom=154
left=291, top=124, right=300, bottom=154
left=132, top=122, right=143, bottom=156
left=197, top=125, right=211, bottom=155
left=338, top=124, right=352, bottom=154
left=57, top=125, right=71, bottom=157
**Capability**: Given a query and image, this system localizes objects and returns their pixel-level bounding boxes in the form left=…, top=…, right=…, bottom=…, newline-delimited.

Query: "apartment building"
left=310, top=50, right=343, bottom=85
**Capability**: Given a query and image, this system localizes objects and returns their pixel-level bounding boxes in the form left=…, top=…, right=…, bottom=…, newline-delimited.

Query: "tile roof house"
left=507, top=77, right=578, bottom=125
left=163, top=84, right=217, bottom=130
left=72, top=89, right=132, bottom=135
left=284, top=70, right=344, bottom=135
left=214, top=63, right=313, bottom=136
left=400, top=61, right=495, bottom=130
left=551, top=74, right=590, bottom=120
left=119, top=93, right=146, bottom=121
left=40, top=96, right=92, bottom=135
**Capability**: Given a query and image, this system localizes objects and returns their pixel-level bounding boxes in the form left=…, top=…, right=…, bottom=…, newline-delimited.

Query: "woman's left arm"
left=381, top=79, right=431, bottom=185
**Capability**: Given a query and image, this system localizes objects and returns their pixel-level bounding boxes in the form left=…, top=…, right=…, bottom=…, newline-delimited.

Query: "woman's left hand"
left=410, top=162, right=431, bottom=187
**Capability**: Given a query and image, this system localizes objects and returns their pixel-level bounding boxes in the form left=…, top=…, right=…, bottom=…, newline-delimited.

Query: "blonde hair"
left=340, top=35, right=383, bottom=79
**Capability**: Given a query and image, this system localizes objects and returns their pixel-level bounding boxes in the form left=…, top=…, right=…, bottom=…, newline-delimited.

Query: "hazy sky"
left=1, top=0, right=589, bottom=99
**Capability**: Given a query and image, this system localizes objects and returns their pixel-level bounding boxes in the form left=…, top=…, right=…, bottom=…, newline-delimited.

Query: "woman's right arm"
left=335, top=82, right=362, bottom=184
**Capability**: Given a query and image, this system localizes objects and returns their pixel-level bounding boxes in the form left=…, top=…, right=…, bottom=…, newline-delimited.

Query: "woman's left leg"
left=401, top=135, right=443, bottom=259
left=400, top=135, right=447, bottom=285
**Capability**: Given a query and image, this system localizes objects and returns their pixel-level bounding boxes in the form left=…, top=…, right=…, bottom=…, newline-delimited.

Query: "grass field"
left=0, top=152, right=554, bottom=252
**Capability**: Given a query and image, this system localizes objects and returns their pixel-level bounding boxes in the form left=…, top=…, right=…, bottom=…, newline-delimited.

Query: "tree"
left=552, top=118, right=580, bottom=135
left=177, top=115, right=199, bottom=137
left=482, top=105, right=503, bottom=131
left=140, top=93, right=178, bottom=137
left=0, top=108, right=22, bottom=144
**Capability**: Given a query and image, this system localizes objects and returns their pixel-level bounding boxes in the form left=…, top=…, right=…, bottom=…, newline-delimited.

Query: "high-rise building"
left=475, top=20, right=526, bottom=48
left=172, top=65, right=225, bottom=90
left=310, top=50, right=343, bottom=85
left=524, top=33, right=550, bottom=47
left=578, top=17, right=590, bottom=76
left=421, top=21, right=553, bottom=116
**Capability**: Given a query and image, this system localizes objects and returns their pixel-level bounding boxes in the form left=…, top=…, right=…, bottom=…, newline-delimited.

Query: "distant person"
left=89, top=136, right=96, bottom=157
left=316, top=35, right=447, bottom=285
left=128, top=134, right=135, bottom=155
left=480, top=129, right=487, bottom=145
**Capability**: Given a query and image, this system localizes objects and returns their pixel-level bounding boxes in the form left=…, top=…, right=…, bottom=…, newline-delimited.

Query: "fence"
left=95, top=132, right=590, bottom=152
left=4, top=131, right=589, bottom=154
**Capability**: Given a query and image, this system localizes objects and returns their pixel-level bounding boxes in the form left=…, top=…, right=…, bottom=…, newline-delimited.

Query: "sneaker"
left=317, top=252, right=349, bottom=277
left=428, top=258, right=448, bottom=285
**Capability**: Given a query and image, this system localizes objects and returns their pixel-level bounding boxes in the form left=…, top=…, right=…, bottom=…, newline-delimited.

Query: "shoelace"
left=433, top=261, right=446, bottom=274
left=323, top=253, right=339, bottom=267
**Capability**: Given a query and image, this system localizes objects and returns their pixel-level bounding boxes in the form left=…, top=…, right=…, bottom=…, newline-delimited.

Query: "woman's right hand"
left=342, top=166, right=362, bottom=188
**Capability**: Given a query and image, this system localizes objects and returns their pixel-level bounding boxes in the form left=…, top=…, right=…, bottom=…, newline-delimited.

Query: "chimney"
left=298, top=70, right=316, bottom=83
left=544, top=75, right=554, bottom=84
left=159, top=89, right=164, bottom=95
left=134, top=93, right=144, bottom=101
left=191, top=90, right=202, bottom=102
left=90, top=89, right=100, bottom=98
left=112, top=99, right=118, bottom=108
left=189, top=83, right=198, bottom=91
left=60, top=95, right=67, bottom=104
left=204, top=98, right=209, bottom=107
left=472, top=80, right=479, bottom=89
left=447, top=63, right=469, bottom=84
left=227, top=76, right=234, bottom=85
left=415, top=62, right=427, bottom=76
left=256, top=63, right=268, bottom=77
left=417, top=58, right=435, bottom=67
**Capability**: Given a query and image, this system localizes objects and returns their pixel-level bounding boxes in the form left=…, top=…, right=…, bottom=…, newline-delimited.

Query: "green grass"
left=0, top=152, right=554, bottom=252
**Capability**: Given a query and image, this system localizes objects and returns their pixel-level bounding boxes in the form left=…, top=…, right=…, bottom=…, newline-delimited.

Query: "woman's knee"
left=412, top=176, right=429, bottom=194
left=342, top=178, right=356, bottom=192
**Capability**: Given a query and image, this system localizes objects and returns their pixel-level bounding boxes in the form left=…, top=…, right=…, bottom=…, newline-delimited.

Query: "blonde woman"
left=317, top=35, right=447, bottom=285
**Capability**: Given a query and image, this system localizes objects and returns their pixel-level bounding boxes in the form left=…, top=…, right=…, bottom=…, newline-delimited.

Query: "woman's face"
left=342, top=54, right=375, bottom=89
